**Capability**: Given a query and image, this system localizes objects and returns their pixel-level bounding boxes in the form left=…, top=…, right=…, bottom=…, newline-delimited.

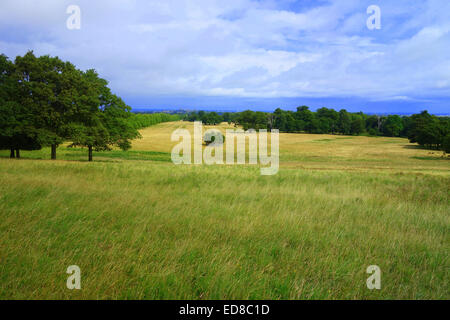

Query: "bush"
left=203, top=130, right=225, bottom=145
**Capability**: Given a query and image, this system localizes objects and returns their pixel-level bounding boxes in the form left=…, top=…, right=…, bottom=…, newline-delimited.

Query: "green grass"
left=0, top=147, right=171, bottom=162
left=0, top=123, right=449, bottom=299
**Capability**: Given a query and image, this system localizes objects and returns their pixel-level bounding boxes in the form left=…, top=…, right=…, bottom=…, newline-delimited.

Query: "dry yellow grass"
left=132, top=121, right=450, bottom=175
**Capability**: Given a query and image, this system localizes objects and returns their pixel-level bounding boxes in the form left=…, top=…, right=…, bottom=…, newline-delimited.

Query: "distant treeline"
left=184, top=108, right=450, bottom=152
left=129, top=113, right=181, bottom=129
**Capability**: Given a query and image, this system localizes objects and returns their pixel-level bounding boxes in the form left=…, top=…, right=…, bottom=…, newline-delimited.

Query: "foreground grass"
left=0, top=122, right=449, bottom=299
left=0, top=160, right=448, bottom=299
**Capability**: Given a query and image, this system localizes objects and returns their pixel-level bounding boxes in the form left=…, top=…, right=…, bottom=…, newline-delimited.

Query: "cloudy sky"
left=1, top=0, right=449, bottom=113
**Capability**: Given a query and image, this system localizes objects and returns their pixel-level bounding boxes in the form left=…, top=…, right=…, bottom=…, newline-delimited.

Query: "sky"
left=0, top=0, right=449, bottom=114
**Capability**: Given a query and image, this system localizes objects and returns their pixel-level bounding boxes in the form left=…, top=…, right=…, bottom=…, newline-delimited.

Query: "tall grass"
left=0, top=122, right=448, bottom=299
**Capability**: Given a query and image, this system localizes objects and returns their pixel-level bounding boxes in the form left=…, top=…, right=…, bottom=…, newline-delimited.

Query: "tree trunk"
left=51, top=144, right=57, bottom=160
left=88, top=145, right=93, bottom=162
left=15, top=149, right=20, bottom=159
left=10, top=148, right=15, bottom=158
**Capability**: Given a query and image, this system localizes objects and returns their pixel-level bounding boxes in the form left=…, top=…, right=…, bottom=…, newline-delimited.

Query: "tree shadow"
left=0, top=155, right=120, bottom=163
left=402, top=144, right=429, bottom=150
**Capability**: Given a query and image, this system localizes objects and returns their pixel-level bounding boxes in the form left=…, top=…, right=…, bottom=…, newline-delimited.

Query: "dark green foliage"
left=0, top=52, right=145, bottom=161
left=67, top=69, right=141, bottom=161
left=184, top=110, right=250, bottom=127
left=316, top=108, right=339, bottom=134
left=185, top=111, right=225, bottom=125
left=368, top=128, right=379, bottom=136
left=222, top=112, right=233, bottom=124
left=295, top=106, right=315, bottom=133
left=365, top=115, right=380, bottom=134
left=129, top=113, right=180, bottom=129
left=407, top=111, right=433, bottom=143
left=407, top=111, right=450, bottom=150
left=0, top=54, right=41, bottom=157
left=350, top=114, right=366, bottom=135
left=12, top=51, right=81, bottom=159
left=194, top=111, right=221, bottom=125
left=338, top=109, right=352, bottom=135
left=443, top=134, right=450, bottom=153
left=238, top=110, right=269, bottom=130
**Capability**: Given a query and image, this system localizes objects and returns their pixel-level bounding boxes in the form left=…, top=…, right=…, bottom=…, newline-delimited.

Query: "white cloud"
left=0, top=0, right=449, bottom=102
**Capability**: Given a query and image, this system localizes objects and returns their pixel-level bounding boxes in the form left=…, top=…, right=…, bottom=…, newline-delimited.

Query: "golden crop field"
left=0, top=121, right=449, bottom=299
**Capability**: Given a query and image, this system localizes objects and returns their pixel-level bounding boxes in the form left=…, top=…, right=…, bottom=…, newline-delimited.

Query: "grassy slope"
left=0, top=121, right=449, bottom=299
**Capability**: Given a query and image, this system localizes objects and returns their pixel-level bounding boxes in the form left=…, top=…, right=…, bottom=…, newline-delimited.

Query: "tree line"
left=0, top=52, right=173, bottom=161
left=129, top=113, right=181, bottom=130
left=184, top=108, right=450, bottom=152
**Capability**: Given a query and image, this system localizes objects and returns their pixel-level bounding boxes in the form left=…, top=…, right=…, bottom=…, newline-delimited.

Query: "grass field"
left=0, top=121, right=449, bottom=299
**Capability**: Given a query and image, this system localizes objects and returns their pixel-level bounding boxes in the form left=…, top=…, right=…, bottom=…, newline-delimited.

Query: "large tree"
left=407, top=111, right=449, bottom=150
left=13, top=51, right=82, bottom=159
left=407, top=111, right=433, bottom=144
left=69, top=70, right=140, bottom=161
left=443, top=134, right=450, bottom=153
left=350, top=115, right=365, bottom=135
left=1, top=52, right=142, bottom=161
left=0, top=54, right=41, bottom=158
left=317, top=107, right=339, bottom=134
left=382, top=115, right=404, bottom=137
left=338, top=109, right=352, bottom=135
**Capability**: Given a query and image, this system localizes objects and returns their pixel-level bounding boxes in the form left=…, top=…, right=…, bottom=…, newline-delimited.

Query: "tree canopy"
left=0, top=51, right=141, bottom=161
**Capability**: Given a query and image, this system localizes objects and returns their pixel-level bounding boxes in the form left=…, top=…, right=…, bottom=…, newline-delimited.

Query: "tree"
left=222, top=112, right=233, bottom=124
left=401, top=116, right=413, bottom=137
left=365, top=115, right=380, bottom=135
left=68, top=69, right=140, bottom=161
left=208, top=112, right=222, bottom=125
left=350, top=116, right=365, bottom=135
left=285, top=112, right=297, bottom=133
left=1, top=52, right=144, bottom=162
left=407, top=112, right=449, bottom=150
left=338, top=109, right=352, bottom=135
left=382, top=115, right=404, bottom=137
left=273, top=108, right=287, bottom=132
left=130, top=113, right=180, bottom=129
left=186, top=111, right=200, bottom=122
left=407, top=111, right=433, bottom=143
left=404, top=110, right=450, bottom=150
left=0, top=54, right=16, bottom=157
left=443, top=134, right=450, bottom=153
left=203, top=130, right=225, bottom=145
left=317, top=117, right=330, bottom=134
left=316, top=107, right=339, bottom=133
left=416, top=121, right=441, bottom=149
left=296, top=106, right=315, bottom=133
left=309, top=117, right=321, bottom=134
left=255, top=112, right=268, bottom=130
left=238, top=110, right=256, bottom=130
left=0, top=54, right=41, bottom=158
left=13, top=51, right=81, bottom=159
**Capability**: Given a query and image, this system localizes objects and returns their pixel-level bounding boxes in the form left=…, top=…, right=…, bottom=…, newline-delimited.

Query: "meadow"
left=0, top=121, right=448, bottom=299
